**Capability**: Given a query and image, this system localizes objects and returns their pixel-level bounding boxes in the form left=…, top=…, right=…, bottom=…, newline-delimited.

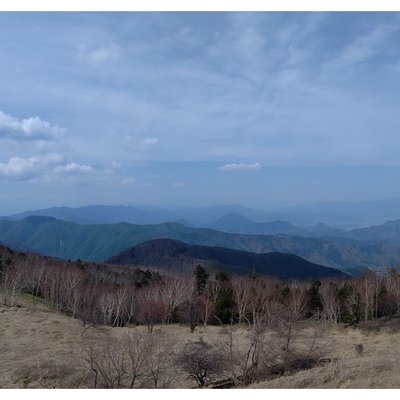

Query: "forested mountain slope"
left=1, top=216, right=400, bottom=274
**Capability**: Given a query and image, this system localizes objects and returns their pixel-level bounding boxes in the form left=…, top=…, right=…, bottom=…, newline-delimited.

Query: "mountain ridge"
left=106, top=238, right=350, bottom=280
left=2, top=216, right=400, bottom=274
left=6, top=203, right=400, bottom=241
left=9, top=199, right=400, bottom=228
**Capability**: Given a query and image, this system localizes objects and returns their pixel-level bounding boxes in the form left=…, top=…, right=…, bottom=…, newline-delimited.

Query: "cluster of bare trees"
left=82, top=328, right=177, bottom=388
left=2, top=244, right=400, bottom=330
left=6, top=245, right=400, bottom=387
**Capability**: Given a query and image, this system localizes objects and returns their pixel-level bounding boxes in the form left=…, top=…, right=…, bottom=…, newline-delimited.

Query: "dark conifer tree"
left=194, top=265, right=209, bottom=294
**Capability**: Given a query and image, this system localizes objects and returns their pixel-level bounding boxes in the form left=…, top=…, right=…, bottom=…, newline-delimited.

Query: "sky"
left=1, top=12, right=400, bottom=214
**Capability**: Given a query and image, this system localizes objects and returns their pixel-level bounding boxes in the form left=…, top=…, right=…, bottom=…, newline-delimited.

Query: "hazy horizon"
left=5, top=195, right=400, bottom=224
left=2, top=13, right=400, bottom=215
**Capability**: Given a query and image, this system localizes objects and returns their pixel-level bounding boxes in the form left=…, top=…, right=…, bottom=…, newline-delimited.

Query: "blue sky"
left=1, top=12, right=400, bottom=214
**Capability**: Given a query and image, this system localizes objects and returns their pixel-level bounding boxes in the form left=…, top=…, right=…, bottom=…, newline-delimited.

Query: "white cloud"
left=0, top=153, right=64, bottom=178
left=217, top=162, right=262, bottom=171
left=54, top=162, right=93, bottom=174
left=0, top=111, right=64, bottom=141
left=0, top=157, right=38, bottom=177
left=143, top=137, right=159, bottom=145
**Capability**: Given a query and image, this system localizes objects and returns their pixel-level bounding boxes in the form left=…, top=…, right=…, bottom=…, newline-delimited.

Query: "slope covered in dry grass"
left=252, top=325, right=400, bottom=388
left=2, top=295, right=400, bottom=389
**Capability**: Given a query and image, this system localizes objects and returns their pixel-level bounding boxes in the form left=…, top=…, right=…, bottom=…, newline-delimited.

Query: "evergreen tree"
left=194, top=265, right=209, bottom=294
left=306, top=280, right=323, bottom=317
left=214, top=271, right=235, bottom=324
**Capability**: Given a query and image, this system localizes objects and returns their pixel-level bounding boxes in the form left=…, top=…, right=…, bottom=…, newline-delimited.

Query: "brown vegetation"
left=2, top=244, right=400, bottom=388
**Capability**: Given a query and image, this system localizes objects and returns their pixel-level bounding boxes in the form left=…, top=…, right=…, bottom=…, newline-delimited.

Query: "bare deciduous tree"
left=158, top=276, right=192, bottom=324
left=137, top=284, right=166, bottom=332
left=176, top=340, right=225, bottom=387
left=277, top=285, right=306, bottom=353
left=144, top=328, right=177, bottom=388
left=82, top=337, right=127, bottom=388
left=231, top=276, right=251, bottom=324
left=123, top=330, right=150, bottom=388
left=2, top=260, right=23, bottom=306
left=217, top=320, right=273, bottom=386
left=320, top=280, right=340, bottom=325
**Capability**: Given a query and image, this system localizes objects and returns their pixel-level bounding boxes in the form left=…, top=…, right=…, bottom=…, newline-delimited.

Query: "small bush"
left=176, top=340, right=225, bottom=387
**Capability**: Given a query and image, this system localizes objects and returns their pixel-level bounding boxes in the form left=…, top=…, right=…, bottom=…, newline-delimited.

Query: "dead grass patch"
left=1, top=298, right=400, bottom=388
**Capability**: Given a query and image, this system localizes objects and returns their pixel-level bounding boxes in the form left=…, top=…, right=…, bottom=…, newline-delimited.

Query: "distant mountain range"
left=208, top=213, right=302, bottom=235
left=2, top=216, right=400, bottom=275
left=107, top=238, right=349, bottom=280
left=6, top=198, right=400, bottom=228
left=7, top=205, right=181, bottom=225
left=277, top=197, right=400, bottom=226
left=207, top=213, right=350, bottom=237
left=209, top=213, right=400, bottom=243
left=10, top=203, right=400, bottom=242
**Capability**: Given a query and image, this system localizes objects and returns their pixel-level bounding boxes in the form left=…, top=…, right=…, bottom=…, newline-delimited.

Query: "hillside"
left=2, top=216, right=400, bottom=274
left=8, top=205, right=180, bottom=225
left=3, top=304, right=400, bottom=389
left=106, top=238, right=349, bottom=279
left=209, top=213, right=302, bottom=235
left=347, top=219, right=400, bottom=243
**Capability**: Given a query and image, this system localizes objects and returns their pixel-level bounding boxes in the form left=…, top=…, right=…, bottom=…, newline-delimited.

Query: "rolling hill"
left=106, top=238, right=349, bottom=280
left=1, top=216, right=400, bottom=274
left=209, top=213, right=302, bottom=235
left=347, top=219, right=400, bottom=243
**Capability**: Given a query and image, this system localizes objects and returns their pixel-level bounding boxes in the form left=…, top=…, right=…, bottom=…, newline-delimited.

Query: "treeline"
left=1, top=245, right=400, bottom=330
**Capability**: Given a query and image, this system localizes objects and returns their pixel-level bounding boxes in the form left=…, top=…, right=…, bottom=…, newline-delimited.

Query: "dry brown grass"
left=0, top=297, right=231, bottom=388
left=0, top=304, right=87, bottom=388
left=1, top=293, right=400, bottom=388
left=252, top=325, right=400, bottom=388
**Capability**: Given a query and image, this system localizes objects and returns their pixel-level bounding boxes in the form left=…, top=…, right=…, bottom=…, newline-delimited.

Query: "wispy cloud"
left=143, top=137, right=159, bottom=145
left=121, top=177, right=136, bottom=185
left=218, top=162, right=262, bottom=171
left=172, top=182, right=185, bottom=187
left=324, top=24, right=397, bottom=70
left=2, top=13, right=400, bottom=211
left=78, top=42, right=121, bottom=65
left=53, top=162, right=93, bottom=174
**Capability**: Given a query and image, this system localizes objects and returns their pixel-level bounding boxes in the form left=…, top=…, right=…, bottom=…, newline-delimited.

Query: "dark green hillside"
left=1, top=217, right=400, bottom=274
left=107, top=238, right=349, bottom=280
